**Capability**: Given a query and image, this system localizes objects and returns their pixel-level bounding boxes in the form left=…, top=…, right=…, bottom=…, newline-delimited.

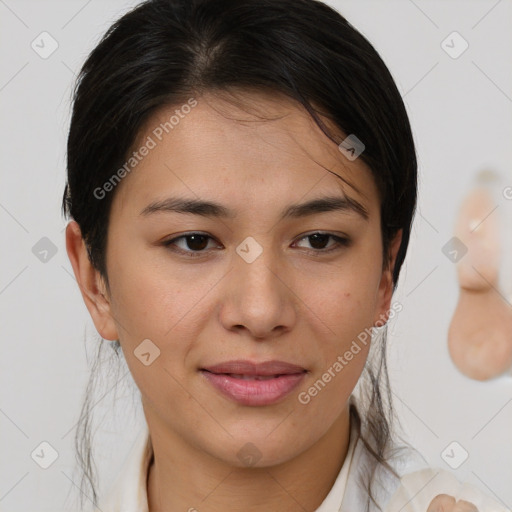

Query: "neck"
left=146, top=405, right=352, bottom=512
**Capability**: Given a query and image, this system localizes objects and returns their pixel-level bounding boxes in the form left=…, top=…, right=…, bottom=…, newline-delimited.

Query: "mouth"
left=199, top=360, right=307, bottom=406
left=201, top=359, right=307, bottom=376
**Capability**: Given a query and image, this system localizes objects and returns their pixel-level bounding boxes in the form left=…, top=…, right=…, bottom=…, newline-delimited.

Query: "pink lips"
left=200, top=359, right=307, bottom=406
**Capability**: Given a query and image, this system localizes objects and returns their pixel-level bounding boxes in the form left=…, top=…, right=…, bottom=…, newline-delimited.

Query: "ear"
left=65, top=220, right=119, bottom=341
left=373, top=229, right=402, bottom=327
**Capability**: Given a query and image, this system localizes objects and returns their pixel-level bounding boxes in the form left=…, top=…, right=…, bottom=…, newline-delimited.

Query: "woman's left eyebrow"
left=139, top=195, right=369, bottom=221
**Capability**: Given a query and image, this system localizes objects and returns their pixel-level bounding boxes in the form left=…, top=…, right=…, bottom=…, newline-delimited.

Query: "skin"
left=448, top=187, right=512, bottom=380
left=66, top=89, right=472, bottom=511
left=426, top=494, right=478, bottom=512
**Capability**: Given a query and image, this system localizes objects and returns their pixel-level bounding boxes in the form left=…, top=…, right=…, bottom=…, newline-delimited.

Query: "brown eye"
left=181, top=234, right=209, bottom=251
left=294, top=232, right=350, bottom=253
left=306, top=233, right=331, bottom=250
left=162, top=233, right=219, bottom=257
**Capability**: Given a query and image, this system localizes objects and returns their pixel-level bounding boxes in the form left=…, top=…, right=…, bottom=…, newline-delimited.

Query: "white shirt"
left=96, top=416, right=509, bottom=512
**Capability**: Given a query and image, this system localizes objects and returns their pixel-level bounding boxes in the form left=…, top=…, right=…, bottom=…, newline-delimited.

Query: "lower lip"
left=200, top=370, right=306, bottom=406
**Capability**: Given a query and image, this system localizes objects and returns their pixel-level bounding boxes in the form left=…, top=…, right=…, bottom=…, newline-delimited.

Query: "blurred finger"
left=427, top=494, right=456, bottom=511
left=452, top=500, right=478, bottom=512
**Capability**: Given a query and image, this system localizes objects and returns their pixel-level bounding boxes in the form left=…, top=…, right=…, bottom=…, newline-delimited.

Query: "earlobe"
left=373, top=229, right=403, bottom=327
left=65, top=220, right=119, bottom=341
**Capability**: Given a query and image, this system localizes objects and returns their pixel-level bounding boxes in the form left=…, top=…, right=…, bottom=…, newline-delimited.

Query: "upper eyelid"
left=166, top=231, right=346, bottom=241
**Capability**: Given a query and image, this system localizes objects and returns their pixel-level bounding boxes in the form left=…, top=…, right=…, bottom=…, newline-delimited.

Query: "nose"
left=218, top=245, right=297, bottom=340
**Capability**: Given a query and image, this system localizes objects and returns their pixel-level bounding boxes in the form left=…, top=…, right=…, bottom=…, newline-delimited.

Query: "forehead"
left=111, top=89, right=379, bottom=219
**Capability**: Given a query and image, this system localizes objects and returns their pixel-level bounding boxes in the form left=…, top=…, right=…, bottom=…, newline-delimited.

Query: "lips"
left=200, top=359, right=307, bottom=406
left=201, top=359, right=307, bottom=377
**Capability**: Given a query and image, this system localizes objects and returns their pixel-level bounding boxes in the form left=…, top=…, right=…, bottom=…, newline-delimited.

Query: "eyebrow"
left=139, top=195, right=369, bottom=221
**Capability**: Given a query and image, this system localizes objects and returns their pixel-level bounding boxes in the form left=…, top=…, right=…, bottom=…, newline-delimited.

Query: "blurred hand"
left=427, top=494, right=478, bottom=511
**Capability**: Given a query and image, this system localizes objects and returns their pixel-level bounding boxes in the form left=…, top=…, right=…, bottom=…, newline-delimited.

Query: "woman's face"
left=78, top=89, right=398, bottom=467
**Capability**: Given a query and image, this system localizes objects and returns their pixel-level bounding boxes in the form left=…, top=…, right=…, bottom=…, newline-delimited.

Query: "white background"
left=1, top=0, right=511, bottom=510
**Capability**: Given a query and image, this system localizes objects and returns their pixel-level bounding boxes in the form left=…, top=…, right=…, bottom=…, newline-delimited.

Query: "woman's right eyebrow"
left=139, top=195, right=369, bottom=221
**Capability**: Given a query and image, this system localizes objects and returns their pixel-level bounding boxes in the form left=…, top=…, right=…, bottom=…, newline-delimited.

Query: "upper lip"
left=201, top=359, right=307, bottom=376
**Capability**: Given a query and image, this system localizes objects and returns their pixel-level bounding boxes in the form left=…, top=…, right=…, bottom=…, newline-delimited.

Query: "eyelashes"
left=161, top=231, right=351, bottom=258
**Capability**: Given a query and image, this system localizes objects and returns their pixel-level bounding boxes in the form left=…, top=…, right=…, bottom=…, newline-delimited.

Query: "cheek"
left=107, top=262, right=202, bottom=411
left=297, top=279, right=374, bottom=428
left=307, top=262, right=381, bottom=336
left=105, top=250, right=223, bottom=390
left=296, top=337, right=369, bottom=446
left=299, top=256, right=380, bottom=400
left=107, top=247, right=212, bottom=339
left=314, top=286, right=373, bottom=380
